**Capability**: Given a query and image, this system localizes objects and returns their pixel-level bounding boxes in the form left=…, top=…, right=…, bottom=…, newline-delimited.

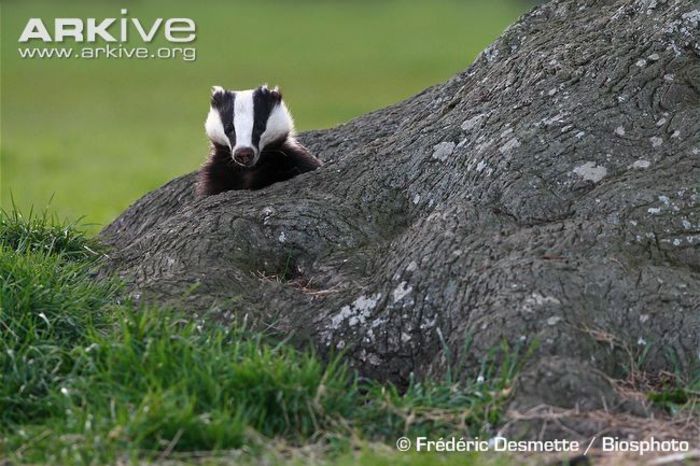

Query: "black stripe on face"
left=212, top=90, right=235, bottom=145
left=252, top=86, right=281, bottom=149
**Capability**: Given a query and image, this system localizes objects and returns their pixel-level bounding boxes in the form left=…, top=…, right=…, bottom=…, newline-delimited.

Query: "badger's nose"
left=233, top=147, right=255, bottom=166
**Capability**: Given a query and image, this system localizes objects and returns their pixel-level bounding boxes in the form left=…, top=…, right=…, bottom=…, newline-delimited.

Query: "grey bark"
left=101, top=0, right=700, bottom=437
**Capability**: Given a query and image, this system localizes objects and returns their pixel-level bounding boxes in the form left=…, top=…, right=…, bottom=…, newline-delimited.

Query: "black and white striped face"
left=205, top=84, right=294, bottom=167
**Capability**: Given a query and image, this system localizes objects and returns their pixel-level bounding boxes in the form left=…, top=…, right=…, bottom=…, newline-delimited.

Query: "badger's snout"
left=233, top=147, right=256, bottom=167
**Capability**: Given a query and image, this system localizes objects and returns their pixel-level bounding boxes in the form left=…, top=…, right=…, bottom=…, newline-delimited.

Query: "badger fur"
left=196, top=84, right=322, bottom=196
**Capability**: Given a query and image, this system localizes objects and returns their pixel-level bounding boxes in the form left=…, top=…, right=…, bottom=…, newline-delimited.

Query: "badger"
left=196, top=84, right=322, bottom=196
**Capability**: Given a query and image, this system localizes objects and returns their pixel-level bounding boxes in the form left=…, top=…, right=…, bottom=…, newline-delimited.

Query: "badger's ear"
left=271, top=86, right=282, bottom=102
left=210, top=86, right=226, bottom=106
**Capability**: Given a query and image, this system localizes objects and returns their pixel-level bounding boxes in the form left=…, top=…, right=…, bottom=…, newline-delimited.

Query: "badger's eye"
left=225, top=124, right=234, bottom=134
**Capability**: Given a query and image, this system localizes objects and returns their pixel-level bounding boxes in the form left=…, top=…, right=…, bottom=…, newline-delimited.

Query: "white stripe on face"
left=204, top=107, right=229, bottom=148
left=233, top=89, right=255, bottom=153
left=259, top=102, right=294, bottom=150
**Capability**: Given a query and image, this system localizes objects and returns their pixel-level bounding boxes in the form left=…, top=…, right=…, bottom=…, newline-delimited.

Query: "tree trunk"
left=101, top=0, right=700, bottom=438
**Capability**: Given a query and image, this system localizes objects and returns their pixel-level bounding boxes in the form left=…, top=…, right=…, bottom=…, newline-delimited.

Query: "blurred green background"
left=1, top=0, right=531, bottom=232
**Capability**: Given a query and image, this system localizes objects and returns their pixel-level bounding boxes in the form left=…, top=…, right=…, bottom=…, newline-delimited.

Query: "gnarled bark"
left=101, top=0, right=700, bottom=438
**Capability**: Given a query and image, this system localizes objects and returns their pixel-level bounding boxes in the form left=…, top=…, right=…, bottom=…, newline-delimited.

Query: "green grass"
left=0, top=207, right=525, bottom=464
left=645, top=367, right=700, bottom=416
left=0, top=0, right=531, bottom=232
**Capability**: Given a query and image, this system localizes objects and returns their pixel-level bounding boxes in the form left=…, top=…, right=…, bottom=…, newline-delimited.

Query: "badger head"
left=205, top=84, right=295, bottom=167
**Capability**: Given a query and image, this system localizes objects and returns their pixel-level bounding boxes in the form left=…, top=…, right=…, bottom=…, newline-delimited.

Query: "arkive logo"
left=17, top=9, right=197, bottom=62
left=18, top=9, right=195, bottom=43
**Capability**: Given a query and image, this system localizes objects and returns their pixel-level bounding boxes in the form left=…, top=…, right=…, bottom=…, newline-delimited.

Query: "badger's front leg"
left=280, top=139, right=323, bottom=173
left=196, top=144, right=243, bottom=196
